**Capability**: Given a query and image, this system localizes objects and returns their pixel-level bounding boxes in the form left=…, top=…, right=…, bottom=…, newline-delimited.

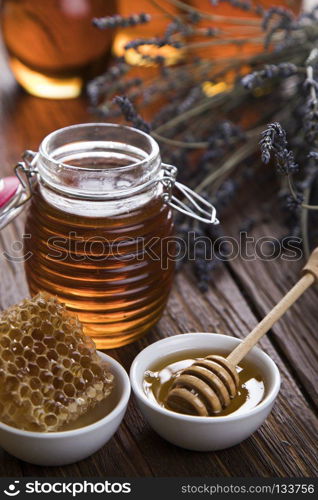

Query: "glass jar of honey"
left=0, top=123, right=218, bottom=349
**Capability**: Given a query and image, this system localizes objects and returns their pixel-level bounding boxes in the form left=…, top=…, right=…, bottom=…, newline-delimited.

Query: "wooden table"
left=0, top=46, right=317, bottom=478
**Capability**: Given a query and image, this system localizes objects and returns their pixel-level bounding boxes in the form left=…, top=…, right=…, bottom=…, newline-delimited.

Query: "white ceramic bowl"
left=130, top=333, right=281, bottom=451
left=0, top=352, right=130, bottom=466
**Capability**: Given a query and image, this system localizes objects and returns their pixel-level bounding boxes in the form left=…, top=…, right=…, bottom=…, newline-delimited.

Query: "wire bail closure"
left=15, top=150, right=38, bottom=202
left=161, top=163, right=219, bottom=225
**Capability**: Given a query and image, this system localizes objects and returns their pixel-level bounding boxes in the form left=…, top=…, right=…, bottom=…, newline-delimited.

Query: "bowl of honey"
left=130, top=333, right=281, bottom=451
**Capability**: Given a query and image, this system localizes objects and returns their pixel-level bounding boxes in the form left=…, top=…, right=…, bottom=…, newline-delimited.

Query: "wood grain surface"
left=0, top=43, right=317, bottom=478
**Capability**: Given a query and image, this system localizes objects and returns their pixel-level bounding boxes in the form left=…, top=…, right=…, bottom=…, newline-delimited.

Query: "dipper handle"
left=227, top=248, right=318, bottom=367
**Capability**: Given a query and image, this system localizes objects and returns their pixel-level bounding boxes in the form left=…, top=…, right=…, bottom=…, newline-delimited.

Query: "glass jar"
left=0, top=123, right=218, bottom=349
left=1, top=0, right=117, bottom=99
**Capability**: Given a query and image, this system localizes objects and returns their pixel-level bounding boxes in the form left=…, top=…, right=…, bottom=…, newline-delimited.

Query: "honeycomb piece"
left=0, top=292, right=114, bottom=432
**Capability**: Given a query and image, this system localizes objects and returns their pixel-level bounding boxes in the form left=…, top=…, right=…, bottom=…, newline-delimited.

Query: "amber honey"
left=144, top=350, right=265, bottom=417
left=24, top=184, right=174, bottom=350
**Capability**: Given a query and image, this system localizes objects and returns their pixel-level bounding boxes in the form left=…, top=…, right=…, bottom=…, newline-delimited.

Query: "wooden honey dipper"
left=166, top=248, right=318, bottom=416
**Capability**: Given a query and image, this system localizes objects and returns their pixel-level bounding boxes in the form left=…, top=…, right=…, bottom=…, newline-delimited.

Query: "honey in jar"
left=22, top=124, right=175, bottom=349
left=143, top=349, right=265, bottom=417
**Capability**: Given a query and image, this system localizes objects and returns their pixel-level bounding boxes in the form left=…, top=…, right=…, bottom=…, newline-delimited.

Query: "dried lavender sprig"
left=87, top=62, right=129, bottom=105
left=88, top=77, right=142, bottom=106
left=214, top=178, right=238, bottom=211
left=303, top=51, right=318, bottom=144
left=200, top=121, right=244, bottom=169
left=260, top=122, right=299, bottom=174
left=92, top=13, right=151, bottom=29
left=262, top=6, right=294, bottom=32
left=113, top=96, right=151, bottom=134
left=178, top=86, right=203, bottom=114
left=165, top=20, right=184, bottom=38
left=125, top=37, right=183, bottom=50
left=203, top=27, right=219, bottom=37
left=208, top=120, right=245, bottom=146
left=165, top=19, right=218, bottom=38
left=93, top=89, right=142, bottom=118
left=260, top=122, right=285, bottom=163
left=262, top=6, right=295, bottom=49
left=187, top=10, right=202, bottom=25
left=284, top=193, right=304, bottom=211
left=241, top=63, right=298, bottom=90
left=303, top=98, right=318, bottom=144
left=216, top=0, right=263, bottom=15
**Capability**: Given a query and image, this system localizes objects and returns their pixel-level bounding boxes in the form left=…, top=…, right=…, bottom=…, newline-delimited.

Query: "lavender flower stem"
left=154, top=93, right=233, bottom=134
left=306, top=65, right=317, bottom=106
left=163, top=0, right=262, bottom=26
left=185, top=33, right=282, bottom=50
left=149, top=0, right=180, bottom=22
left=195, top=139, right=259, bottom=194
left=300, top=204, right=318, bottom=210
left=301, top=186, right=310, bottom=260
left=151, top=133, right=208, bottom=148
left=287, top=174, right=298, bottom=200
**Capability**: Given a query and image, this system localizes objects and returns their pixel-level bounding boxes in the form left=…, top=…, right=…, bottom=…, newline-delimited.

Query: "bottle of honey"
left=1, top=0, right=117, bottom=98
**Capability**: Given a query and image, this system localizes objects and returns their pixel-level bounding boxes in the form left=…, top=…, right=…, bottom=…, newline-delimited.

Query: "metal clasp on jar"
left=161, top=163, right=219, bottom=225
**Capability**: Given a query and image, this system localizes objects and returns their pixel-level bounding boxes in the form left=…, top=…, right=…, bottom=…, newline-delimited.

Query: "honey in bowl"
left=143, top=350, right=265, bottom=417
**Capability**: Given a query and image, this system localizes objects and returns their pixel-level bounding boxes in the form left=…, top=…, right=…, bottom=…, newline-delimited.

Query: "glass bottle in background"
left=1, top=0, right=117, bottom=99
